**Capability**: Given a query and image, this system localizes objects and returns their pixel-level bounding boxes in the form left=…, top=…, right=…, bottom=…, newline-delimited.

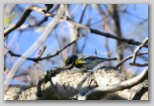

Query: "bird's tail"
left=89, top=57, right=117, bottom=64
left=99, top=57, right=117, bottom=61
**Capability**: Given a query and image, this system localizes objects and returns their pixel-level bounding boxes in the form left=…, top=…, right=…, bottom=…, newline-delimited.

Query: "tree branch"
left=4, top=68, right=148, bottom=100
left=5, top=35, right=84, bottom=62
left=78, top=68, right=148, bottom=100
left=90, top=28, right=148, bottom=48
left=4, top=5, right=148, bottom=49
left=4, top=7, right=32, bottom=38
left=4, top=5, right=89, bottom=39
left=130, top=63, right=148, bottom=67
left=116, top=52, right=148, bottom=68
left=130, top=38, right=148, bottom=65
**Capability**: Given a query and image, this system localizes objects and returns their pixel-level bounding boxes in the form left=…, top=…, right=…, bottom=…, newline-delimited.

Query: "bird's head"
left=65, top=54, right=78, bottom=66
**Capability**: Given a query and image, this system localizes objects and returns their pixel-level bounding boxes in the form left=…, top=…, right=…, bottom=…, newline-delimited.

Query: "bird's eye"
left=65, top=54, right=78, bottom=65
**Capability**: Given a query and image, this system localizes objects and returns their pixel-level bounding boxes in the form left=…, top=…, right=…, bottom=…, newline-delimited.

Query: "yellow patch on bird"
left=75, top=59, right=84, bottom=65
left=64, top=58, right=68, bottom=62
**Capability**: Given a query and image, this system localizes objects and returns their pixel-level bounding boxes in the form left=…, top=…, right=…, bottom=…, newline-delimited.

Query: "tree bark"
left=4, top=69, right=148, bottom=100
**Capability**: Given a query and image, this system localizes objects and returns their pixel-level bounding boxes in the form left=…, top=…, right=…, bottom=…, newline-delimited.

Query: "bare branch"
left=35, top=46, right=46, bottom=58
left=4, top=5, right=148, bottom=50
left=116, top=52, right=148, bottom=68
left=4, top=7, right=32, bottom=38
left=5, top=35, right=84, bottom=62
left=78, top=4, right=88, bottom=23
left=78, top=68, right=148, bottom=100
left=130, top=63, right=148, bottom=67
left=90, top=28, right=148, bottom=48
left=4, top=5, right=90, bottom=39
left=4, top=5, right=66, bottom=93
left=19, top=5, right=59, bottom=31
left=110, top=4, right=123, bottom=62
left=130, top=38, right=148, bottom=65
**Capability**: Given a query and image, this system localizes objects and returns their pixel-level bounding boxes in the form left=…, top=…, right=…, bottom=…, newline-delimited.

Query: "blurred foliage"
left=4, top=12, right=16, bottom=26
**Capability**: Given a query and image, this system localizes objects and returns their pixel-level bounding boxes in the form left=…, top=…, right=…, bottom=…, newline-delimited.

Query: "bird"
left=65, top=54, right=117, bottom=72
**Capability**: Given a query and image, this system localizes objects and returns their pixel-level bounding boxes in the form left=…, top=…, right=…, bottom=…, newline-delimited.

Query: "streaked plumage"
left=65, top=54, right=117, bottom=72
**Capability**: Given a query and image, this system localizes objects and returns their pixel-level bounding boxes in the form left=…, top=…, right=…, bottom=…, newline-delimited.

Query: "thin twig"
left=130, top=38, right=148, bottom=65
left=130, top=63, right=148, bottom=67
left=5, top=35, right=84, bottom=62
left=72, top=4, right=88, bottom=53
left=90, top=28, right=148, bottom=48
left=35, top=46, right=46, bottom=58
left=19, top=5, right=59, bottom=31
left=4, top=5, right=90, bottom=39
left=78, top=4, right=87, bottom=23
left=4, top=5, right=148, bottom=49
left=116, top=52, right=148, bottom=68
left=4, top=5, right=65, bottom=93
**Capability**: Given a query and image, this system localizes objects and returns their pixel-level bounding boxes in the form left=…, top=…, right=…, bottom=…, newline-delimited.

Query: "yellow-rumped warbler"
left=65, top=54, right=117, bottom=72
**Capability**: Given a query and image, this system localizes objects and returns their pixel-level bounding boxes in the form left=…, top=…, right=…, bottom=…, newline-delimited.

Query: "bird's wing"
left=77, top=54, right=110, bottom=62
left=77, top=54, right=89, bottom=59
left=84, top=56, right=103, bottom=60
